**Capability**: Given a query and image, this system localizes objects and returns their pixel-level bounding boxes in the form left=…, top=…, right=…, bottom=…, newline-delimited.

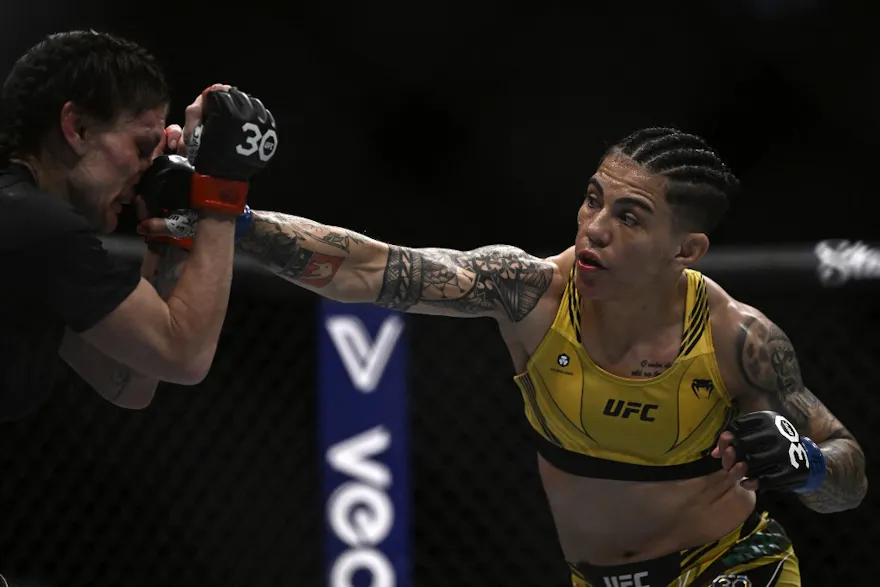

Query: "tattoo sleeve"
left=377, top=245, right=554, bottom=322
left=239, top=211, right=555, bottom=321
left=736, top=315, right=868, bottom=512
left=238, top=211, right=363, bottom=289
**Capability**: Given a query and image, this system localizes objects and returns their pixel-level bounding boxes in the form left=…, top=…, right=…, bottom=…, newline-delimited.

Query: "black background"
left=1, top=1, right=877, bottom=586
left=3, top=0, right=877, bottom=254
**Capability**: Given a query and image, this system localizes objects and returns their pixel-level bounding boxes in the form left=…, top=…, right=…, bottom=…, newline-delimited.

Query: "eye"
left=136, top=138, right=159, bottom=159
left=584, top=193, right=600, bottom=208
left=621, top=212, right=639, bottom=227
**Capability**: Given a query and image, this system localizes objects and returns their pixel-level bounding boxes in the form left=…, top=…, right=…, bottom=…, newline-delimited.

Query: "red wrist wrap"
left=190, top=173, right=248, bottom=216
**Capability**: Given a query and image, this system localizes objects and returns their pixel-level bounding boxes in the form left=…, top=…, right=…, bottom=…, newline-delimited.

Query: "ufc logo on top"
left=604, top=571, right=649, bottom=587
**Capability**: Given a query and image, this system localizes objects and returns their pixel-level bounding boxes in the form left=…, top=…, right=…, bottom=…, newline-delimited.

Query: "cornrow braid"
left=611, top=127, right=739, bottom=234
left=0, top=29, right=169, bottom=164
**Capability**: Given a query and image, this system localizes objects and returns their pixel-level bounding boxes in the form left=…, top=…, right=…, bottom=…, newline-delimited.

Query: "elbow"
left=830, top=482, right=868, bottom=514
left=851, top=477, right=869, bottom=511
left=112, top=394, right=156, bottom=411
left=157, top=308, right=219, bottom=385
left=166, top=364, right=211, bottom=386
left=165, top=353, right=213, bottom=386
left=803, top=474, right=869, bottom=514
left=161, top=342, right=217, bottom=386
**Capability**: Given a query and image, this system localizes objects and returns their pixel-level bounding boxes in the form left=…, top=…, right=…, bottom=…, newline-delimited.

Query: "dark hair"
left=609, top=127, right=739, bottom=234
left=0, top=30, right=170, bottom=163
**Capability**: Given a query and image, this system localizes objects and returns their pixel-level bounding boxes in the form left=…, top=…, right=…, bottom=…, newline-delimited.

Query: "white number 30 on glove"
left=775, top=414, right=810, bottom=470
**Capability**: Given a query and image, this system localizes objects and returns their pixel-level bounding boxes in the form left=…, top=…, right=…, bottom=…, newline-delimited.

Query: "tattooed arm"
left=724, top=303, right=868, bottom=513
left=237, top=211, right=557, bottom=322
left=59, top=246, right=190, bottom=409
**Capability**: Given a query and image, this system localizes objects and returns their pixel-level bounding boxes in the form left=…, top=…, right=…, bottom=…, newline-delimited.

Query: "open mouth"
left=577, top=250, right=606, bottom=270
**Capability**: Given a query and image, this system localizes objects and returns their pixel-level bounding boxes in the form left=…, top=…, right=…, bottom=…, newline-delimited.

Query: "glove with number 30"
left=136, top=86, right=276, bottom=249
left=728, top=410, right=826, bottom=493
left=186, top=86, right=277, bottom=215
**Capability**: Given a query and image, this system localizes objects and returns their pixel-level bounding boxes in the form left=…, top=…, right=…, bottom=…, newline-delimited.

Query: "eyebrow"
left=587, top=178, right=654, bottom=214
left=616, top=196, right=655, bottom=214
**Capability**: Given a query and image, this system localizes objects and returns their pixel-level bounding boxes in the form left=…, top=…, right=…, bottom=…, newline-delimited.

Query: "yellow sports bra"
left=513, top=268, right=734, bottom=481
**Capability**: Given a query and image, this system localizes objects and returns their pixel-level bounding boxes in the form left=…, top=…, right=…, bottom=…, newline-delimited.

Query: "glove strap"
left=190, top=173, right=248, bottom=216
left=792, top=436, right=827, bottom=494
left=143, top=205, right=252, bottom=251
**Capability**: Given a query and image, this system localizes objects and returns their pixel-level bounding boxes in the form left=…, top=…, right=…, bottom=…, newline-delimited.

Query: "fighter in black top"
left=0, top=30, right=277, bottom=421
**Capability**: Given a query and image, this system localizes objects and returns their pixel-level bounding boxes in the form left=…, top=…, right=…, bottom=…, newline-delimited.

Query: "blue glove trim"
left=234, top=205, right=253, bottom=242
left=792, top=436, right=826, bottom=494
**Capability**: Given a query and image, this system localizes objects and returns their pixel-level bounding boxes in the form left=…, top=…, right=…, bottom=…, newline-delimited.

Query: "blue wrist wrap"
left=792, top=436, right=826, bottom=494
left=234, top=205, right=253, bottom=242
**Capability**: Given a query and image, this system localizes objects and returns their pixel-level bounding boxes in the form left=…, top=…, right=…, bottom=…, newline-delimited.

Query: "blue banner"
left=318, top=301, right=410, bottom=587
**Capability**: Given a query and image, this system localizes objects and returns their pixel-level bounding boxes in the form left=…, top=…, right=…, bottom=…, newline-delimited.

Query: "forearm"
left=165, top=213, right=236, bottom=364
left=237, top=210, right=387, bottom=301
left=238, top=210, right=557, bottom=320
left=797, top=433, right=868, bottom=513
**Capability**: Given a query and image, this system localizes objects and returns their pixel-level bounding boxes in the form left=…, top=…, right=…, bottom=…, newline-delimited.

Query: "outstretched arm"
left=237, top=211, right=557, bottom=322
left=731, top=308, right=868, bottom=513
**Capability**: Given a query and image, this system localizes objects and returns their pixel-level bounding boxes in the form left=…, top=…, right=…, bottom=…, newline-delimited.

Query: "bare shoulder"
left=507, top=246, right=574, bottom=352
left=543, top=245, right=576, bottom=310
left=704, top=276, right=795, bottom=399
left=703, top=275, right=748, bottom=341
left=536, top=245, right=574, bottom=312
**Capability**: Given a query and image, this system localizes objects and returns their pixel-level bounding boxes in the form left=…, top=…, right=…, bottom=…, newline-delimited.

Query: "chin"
left=575, top=271, right=632, bottom=302
left=98, top=211, right=119, bottom=234
left=574, top=274, right=608, bottom=300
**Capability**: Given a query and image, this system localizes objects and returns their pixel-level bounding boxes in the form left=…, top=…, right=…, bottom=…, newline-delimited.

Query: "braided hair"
left=609, top=127, right=739, bottom=234
left=0, top=30, right=169, bottom=164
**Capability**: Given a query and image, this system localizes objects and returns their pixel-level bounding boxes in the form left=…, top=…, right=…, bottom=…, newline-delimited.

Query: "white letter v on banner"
left=326, top=315, right=405, bottom=393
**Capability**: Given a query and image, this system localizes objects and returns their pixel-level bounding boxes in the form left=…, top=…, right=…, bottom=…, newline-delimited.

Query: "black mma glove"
left=136, top=86, right=276, bottom=248
left=137, top=154, right=195, bottom=249
left=186, top=86, right=277, bottom=216
left=728, top=410, right=826, bottom=494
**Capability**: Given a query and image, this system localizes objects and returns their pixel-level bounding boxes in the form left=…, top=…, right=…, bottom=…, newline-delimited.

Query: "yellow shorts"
left=570, top=511, right=800, bottom=587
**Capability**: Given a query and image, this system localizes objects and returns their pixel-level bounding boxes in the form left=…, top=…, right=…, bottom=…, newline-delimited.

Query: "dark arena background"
left=1, top=1, right=878, bottom=586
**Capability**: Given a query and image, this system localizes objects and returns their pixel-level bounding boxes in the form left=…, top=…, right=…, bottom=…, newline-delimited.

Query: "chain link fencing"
left=1, top=262, right=876, bottom=587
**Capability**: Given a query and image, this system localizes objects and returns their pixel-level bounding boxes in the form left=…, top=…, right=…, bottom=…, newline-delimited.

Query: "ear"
left=674, top=232, right=710, bottom=267
left=59, top=101, right=90, bottom=156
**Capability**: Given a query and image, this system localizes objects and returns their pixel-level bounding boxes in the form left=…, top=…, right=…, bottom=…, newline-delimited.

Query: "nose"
left=583, top=208, right=612, bottom=248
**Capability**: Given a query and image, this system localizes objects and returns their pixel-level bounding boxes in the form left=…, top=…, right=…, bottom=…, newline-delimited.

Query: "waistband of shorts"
left=569, top=509, right=766, bottom=585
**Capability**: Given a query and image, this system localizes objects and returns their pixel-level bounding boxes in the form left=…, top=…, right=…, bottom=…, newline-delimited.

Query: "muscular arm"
left=237, top=211, right=556, bottom=322
left=60, top=246, right=189, bottom=409
left=733, top=311, right=868, bottom=513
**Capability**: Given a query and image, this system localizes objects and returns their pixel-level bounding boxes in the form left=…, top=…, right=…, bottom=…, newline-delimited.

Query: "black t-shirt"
left=0, top=164, right=141, bottom=421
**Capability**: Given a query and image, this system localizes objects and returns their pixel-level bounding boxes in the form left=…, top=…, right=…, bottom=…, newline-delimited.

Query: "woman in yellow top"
left=145, top=122, right=868, bottom=587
